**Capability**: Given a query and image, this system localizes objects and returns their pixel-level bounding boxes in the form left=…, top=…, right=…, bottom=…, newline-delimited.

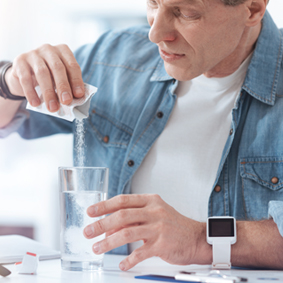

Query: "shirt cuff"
left=0, top=101, right=29, bottom=138
left=268, top=200, right=283, bottom=238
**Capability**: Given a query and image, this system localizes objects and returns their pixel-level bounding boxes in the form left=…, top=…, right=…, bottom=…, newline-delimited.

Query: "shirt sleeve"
left=0, top=101, right=29, bottom=138
left=0, top=100, right=73, bottom=140
left=268, top=200, right=283, bottom=237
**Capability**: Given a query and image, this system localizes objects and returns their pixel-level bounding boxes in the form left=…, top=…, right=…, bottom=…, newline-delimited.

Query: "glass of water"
left=58, top=167, right=109, bottom=271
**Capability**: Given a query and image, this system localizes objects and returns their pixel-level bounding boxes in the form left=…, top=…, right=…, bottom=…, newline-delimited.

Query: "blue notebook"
left=135, top=274, right=198, bottom=282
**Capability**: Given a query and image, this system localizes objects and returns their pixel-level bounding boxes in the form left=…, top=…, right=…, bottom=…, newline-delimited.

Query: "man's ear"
left=245, top=0, right=268, bottom=27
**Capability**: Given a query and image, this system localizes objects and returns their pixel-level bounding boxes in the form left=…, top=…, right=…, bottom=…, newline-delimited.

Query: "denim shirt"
left=1, top=11, right=283, bottom=255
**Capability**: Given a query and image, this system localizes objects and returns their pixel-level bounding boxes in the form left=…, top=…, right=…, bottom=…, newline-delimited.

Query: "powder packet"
left=26, top=83, right=97, bottom=122
left=15, top=252, right=39, bottom=275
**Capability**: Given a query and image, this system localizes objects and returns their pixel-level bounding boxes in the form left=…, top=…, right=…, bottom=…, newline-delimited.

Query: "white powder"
left=75, top=119, right=85, bottom=167
left=62, top=191, right=105, bottom=262
left=63, top=226, right=104, bottom=261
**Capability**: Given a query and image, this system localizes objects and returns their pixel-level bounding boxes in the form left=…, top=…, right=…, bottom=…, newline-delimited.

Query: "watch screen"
left=209, top=218, right=234, bottom=237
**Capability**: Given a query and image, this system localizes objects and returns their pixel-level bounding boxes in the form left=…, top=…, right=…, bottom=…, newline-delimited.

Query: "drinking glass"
left=59, top=167, right=109, bottom=271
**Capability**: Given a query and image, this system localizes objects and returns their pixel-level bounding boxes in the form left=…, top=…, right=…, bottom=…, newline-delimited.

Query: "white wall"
left=0, top=0, right=147, bottom=60
left=0, top=0, right=282, bottom=250
left=267, top=0, right=283, bottom=28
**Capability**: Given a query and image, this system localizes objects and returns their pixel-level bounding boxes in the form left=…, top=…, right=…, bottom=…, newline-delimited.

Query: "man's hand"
left=5, top=44, right=84, bottom=112
left=83, top=194, right=211, bottom=271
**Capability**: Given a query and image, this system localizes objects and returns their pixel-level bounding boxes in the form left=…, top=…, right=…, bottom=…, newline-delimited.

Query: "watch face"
left=208, top=218, right=235, bottom=237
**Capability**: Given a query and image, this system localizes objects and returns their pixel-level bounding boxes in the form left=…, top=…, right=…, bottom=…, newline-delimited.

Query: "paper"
left=16, top=252, right=39, bottom=275
left=26, top=83, right=97, bottom=122
left=0, top=235, right=60, bottom=264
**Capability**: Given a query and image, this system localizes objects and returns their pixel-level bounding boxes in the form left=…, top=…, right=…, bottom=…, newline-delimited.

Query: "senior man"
left=1, top=0, right=283, bottom=271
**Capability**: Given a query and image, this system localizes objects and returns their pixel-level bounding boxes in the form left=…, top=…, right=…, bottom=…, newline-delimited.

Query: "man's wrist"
left=231, top=220, right=258, bottom=267
left=194, top=222, right=212, bottom=265
left=0, top=62, right=25, bottom=101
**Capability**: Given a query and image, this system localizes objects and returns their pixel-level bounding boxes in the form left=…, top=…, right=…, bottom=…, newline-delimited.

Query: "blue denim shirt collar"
left=150, top=11, right=283, bottom=107
left=150, top=58, right=173, bottom=82
left=243, top=11, right=283, bottom=106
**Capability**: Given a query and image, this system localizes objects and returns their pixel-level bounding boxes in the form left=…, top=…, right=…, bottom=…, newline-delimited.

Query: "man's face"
left=147, top=0, right=251, bottom=80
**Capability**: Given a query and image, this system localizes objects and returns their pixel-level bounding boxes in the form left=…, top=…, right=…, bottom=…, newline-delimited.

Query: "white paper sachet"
left=26, top=83, right=97, bottom=122
left=16, top=252, right=39, bottom=275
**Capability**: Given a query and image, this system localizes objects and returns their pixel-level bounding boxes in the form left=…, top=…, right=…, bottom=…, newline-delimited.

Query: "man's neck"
left=203, top=24, right=262, bottom=78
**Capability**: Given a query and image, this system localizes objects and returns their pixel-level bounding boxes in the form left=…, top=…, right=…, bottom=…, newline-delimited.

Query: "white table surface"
left=2, top=255, right=283, bottom=283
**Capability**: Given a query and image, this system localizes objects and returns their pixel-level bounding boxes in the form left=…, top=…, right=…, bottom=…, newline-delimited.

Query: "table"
left=1, top=255, right=283, bottom=283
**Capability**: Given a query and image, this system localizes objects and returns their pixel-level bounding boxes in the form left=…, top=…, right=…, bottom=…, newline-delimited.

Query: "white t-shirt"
left=130, top=55, right=251, bottom=252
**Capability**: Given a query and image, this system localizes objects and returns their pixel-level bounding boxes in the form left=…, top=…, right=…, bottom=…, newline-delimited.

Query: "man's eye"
left=180, top=13, right=197, bottom=19
left=147, top=0, right=157, bottom=6
left=175, top=8, right=199, bottom=20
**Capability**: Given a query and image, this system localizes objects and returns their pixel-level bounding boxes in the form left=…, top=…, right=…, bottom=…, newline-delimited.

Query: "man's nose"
left=148, top=10, right=176, bottom=44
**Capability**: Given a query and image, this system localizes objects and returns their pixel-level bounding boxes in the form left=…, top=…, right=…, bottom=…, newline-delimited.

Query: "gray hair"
left=221, top=0, right=248, bottom=6
left=222, top=0, right=269, bottom=6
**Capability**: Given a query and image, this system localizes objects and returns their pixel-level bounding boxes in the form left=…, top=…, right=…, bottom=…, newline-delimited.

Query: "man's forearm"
left=231, top=219, right=283, bottom=269
left=196, top=219, right=283, bottom=269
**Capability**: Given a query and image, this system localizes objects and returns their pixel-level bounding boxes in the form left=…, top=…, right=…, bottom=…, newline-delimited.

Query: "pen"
left=177, top=271, right=248, bottom=283
left=180, top=271, right=248, bottom=282
left=176, top=273, right=234, bottom=283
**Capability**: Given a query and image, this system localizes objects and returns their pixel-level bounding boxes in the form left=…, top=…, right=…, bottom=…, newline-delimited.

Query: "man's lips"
left=159, top=48, right=185, bottom=62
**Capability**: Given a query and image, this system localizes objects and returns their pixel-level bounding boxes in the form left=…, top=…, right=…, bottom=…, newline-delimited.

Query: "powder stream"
left=75, top=119, right=85, bottom=167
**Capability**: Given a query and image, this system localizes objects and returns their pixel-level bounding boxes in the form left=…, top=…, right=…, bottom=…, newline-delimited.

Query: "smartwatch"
left=206, top=216, right=236, bottom=269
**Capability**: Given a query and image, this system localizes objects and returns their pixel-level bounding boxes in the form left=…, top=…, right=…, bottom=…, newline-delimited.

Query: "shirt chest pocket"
left=86, top=108, right=132, bottom=149
left=240, top=157, right=283, bottom=220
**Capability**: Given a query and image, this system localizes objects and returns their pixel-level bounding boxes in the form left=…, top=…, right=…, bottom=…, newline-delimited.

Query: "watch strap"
left=0, top=62, right=26, bottom=101
left=212, top=240, right=231, bottom=269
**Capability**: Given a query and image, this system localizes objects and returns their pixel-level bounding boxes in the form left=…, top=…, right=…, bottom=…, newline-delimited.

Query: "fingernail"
left=49, top=100, right=58, bottom=111
left=62, top=92, right=71, bottom=103
left=93, top=243, right=100, bottom=253
left=31, top=98, right=40, bottom=107
left=88, top=206, right=97, bottom=216
left=75, top=86, right=84, bottom=96
left=84, top=226, right=94, bottom=237
left=119, top=262, right=126, bottom=271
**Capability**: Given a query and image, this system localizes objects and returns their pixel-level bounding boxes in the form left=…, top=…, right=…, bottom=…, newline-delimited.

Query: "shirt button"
left=271, top=177, right=279, bottom=184
left=157, top=112, right=164, bottom=119
left=92, top=109, right=96, bottom=114
left=214, top=185, right=221, bottom=193
left=103, top=136, right=109, bottom=143
left=229, top=129, right=233, bottom=135
left=128, top=160, right=135, bottom=167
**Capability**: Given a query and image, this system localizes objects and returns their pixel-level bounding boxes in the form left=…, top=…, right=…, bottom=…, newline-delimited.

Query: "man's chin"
left=164, top=63, right=198, bottom=82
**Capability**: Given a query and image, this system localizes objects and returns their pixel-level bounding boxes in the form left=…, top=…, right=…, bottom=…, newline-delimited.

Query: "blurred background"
left=0, top=0, right=282, bottom=251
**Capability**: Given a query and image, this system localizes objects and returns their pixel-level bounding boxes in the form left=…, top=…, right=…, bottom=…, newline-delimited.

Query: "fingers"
left=36, top=44, right=83, bottom=110
left=91, top=225, right=150, bottom=256
left=84, top=208, right=146, bottom=239
left=11, top=60, right=40, bottom=107
left=32, top=56, right=59, bottom=112
left=43, top=53, right=73, bottom=106
left=57, top=44, right=85, bottom=99
left=119, top=245, right=153, bottom=271
left=11, top=44, right=84, bottom=112
left=106, top=223, right=139, bottom=237
left=87, top=194, right=151, bottom=217
left=106, top=228, right=121, bottom=238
